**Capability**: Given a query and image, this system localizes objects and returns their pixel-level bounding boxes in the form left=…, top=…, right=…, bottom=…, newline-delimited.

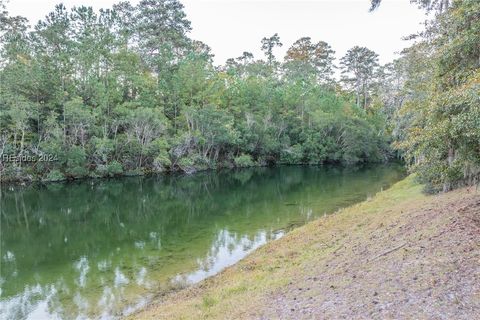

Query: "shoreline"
left=128, top=176, right=480, bottom=319
left=0, top=161, right=402, bottom=187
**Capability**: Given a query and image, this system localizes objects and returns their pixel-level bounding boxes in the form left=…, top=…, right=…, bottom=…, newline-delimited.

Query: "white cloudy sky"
left=6, top=0, right=427, bottom=65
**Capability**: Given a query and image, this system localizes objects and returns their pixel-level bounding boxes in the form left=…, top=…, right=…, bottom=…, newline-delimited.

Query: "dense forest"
left=0, top=0, right=478, bottom=192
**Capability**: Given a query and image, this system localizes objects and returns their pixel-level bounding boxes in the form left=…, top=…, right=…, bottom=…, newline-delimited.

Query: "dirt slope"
left=129, top=177, right=480, bottom=319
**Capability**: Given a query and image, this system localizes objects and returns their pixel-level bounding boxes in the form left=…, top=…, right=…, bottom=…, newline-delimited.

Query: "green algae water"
left=1, top=164, right=405, bottom=319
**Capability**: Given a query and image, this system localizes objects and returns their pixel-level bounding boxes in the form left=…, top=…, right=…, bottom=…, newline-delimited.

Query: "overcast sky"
left=6, top=0, right=427, bottom=65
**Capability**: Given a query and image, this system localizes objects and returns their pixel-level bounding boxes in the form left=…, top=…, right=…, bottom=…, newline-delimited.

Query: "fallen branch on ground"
left=371, top=242, right=407, bottom=261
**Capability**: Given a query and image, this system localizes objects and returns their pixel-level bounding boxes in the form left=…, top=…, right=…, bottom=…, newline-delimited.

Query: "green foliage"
left=107, top=161, right=124, bottom=176
left=340, top=46, right=379, bottom=109
left=96, top=160, right=123, bottom=177
left=63, top=146, right=87, bottom=178
left=177, top=154, right=210, bottom=173
left=284, top=37, right=335, bottom=83
left=386, top=0, right=480, bottom=192
left=280, top=144, right=303, bottom=164
left=0, top=1, right=393, bottom=183
left=234, top=154, right=254, bottom=168
left=44, top=169, right=65, bottom=182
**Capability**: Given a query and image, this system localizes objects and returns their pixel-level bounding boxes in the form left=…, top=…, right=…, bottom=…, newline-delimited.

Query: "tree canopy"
left=1, top=0, right=478, bottom=193
left=374, top=0, right=480, bottom=192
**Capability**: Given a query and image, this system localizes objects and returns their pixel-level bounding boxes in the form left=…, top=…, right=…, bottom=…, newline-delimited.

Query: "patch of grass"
left=201, top=296, right=217, bottom=309
left=225, top=285, right=247, bottom=295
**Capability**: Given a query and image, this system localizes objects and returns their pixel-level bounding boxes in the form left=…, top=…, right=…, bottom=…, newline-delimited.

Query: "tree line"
left=0, top=0, right=390, bottom=182
left=1, top=0, right=478, bottom=193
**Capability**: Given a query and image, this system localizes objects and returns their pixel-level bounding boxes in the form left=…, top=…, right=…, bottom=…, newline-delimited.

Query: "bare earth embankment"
left=129, top=176, right=480, bottom=319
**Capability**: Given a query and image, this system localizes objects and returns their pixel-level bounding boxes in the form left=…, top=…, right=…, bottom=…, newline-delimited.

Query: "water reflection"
left=1, top=164, right=405, bottom=319
left=174, top=229, right=284, bottom=285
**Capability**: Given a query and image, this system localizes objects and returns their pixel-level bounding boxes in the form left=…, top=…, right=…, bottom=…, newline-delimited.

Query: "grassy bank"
left=129, top=176, right=480, bottom=319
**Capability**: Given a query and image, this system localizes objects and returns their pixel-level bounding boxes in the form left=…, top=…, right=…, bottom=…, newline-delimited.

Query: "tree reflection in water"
left=1, top=164, right=405, bottom=319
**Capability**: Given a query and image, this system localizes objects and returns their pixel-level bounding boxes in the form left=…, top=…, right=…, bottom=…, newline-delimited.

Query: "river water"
left=0, top=164, right=405, bottom=319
